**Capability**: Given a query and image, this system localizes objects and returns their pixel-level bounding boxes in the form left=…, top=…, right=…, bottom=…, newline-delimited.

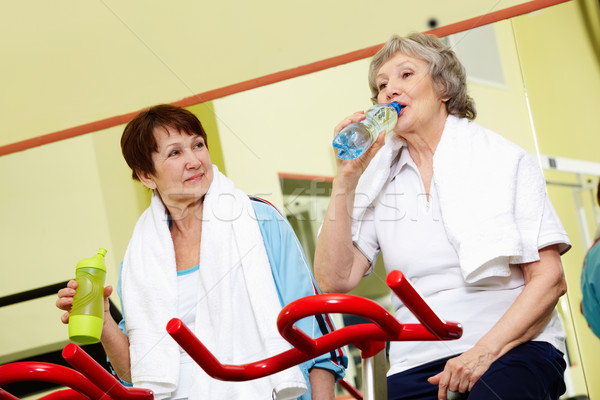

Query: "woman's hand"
left=427, top=245, right=567, bottom=399
left=56, top=280, right=78, bottom=324
left=427, top=345, right=495, bottom=399
left=333, top=111, right=386, bottom=187
left=56, top=280, right=113, bottom=324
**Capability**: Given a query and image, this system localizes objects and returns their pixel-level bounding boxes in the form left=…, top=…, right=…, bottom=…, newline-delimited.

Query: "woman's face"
left=375, top=52, right=448, bottom=135
left=139, top=126, right=213, bottom=204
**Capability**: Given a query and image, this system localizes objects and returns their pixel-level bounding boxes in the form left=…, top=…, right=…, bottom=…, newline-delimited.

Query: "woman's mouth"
left=185, top=173, right=204, bottom=182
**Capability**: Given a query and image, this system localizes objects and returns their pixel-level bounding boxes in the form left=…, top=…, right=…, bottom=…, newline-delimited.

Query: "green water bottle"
left=68, top=248, right=107, bottom=344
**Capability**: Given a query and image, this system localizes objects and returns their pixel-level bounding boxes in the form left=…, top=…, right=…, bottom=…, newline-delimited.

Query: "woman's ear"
left=136, top=170, right=157, bottom=190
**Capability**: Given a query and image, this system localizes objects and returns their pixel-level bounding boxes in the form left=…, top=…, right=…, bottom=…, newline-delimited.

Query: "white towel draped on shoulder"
left=352, top=115, right=546, bottom=283
left=121, top=165, right=306, bottom=399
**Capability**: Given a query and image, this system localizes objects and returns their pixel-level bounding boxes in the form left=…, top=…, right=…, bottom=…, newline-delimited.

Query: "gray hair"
left=368, top=32, right=476, bottom=120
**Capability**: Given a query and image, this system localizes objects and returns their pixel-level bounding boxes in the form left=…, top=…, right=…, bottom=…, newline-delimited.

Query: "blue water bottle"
left=333, top=101, right=403, bottom=160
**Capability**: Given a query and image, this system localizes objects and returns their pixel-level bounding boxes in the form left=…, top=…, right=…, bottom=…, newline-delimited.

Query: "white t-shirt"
left=172, top=266, right=200, bottom=400
left=354, top=147, right=571, bottom=376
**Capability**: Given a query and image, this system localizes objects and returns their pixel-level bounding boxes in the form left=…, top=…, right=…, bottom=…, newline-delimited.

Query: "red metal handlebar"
left=0, top=344, right=153, bottom=400
left=0, top=362, right=107, bottom=400
left=167, top=270, right=462, bottom=381
left=0, top=271, right=461, bottom=398
left=386, top=270, right=462, bottom=340
left=61, top=343, right=153, bottom=400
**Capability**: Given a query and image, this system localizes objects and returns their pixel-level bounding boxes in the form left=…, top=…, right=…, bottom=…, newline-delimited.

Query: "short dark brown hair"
left=121, top=104, right=208, bottom=180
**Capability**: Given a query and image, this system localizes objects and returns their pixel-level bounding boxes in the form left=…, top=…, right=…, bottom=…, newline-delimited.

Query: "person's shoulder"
left=586, top=238, right=600, bottom=264
left=464, top=119, right=525, bottom=154
left=249, top=196, right=285, bottom=221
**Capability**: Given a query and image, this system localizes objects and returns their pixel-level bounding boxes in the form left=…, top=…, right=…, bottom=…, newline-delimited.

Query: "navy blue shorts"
left=387, top=341, right=566, bottom=400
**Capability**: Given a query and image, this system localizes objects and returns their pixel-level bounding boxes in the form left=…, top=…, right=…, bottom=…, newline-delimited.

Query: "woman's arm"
left=308, top=367, right=335, bottom=400
left=313, top=119, right=385, bottom=294
left=99, top=287, right=132, bottom=383
left=313, top=177, right=372, bottom=294
left=57, top=282, right=132, bottom=382
left=428, top=245, right=567, bottom=399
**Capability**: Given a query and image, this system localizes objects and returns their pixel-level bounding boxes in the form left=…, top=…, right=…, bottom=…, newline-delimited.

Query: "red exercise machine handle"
left=0, top=344, right=153, bottom=400
left=0, top=271, right=461, bottom=397
left=167, top=270, right=462, bottom=381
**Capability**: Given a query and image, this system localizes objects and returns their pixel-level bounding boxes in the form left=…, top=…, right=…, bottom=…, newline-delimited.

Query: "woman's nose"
left=185, top=151, right=201, bottom=169
left=386, top=80, right=402, bottom=100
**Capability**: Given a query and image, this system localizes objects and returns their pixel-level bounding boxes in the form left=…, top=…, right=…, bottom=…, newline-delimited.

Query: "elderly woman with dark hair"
left=57, top=104, right=346, bottom=400
left=315, top=33, right=571, bottom=400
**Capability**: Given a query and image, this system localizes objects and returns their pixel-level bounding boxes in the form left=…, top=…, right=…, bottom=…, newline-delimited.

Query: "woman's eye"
left=168, top=150, right=180, bottom=157
left=194, top=141, right=205, bottom=149
left=402, top=72, right=413, bottom=78
left=378, top=83, right=388, bottom=90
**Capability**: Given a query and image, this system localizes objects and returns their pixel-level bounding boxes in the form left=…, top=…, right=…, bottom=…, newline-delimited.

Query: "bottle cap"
left=388, top=101, right=403, bottom=115
left=75, top=248, right=108, bottom=272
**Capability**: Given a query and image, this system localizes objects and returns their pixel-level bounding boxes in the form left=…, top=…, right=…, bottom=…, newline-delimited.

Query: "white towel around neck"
left=121, top=166, right=306, bottom=399
left=352, top=115, right=546, bottom=283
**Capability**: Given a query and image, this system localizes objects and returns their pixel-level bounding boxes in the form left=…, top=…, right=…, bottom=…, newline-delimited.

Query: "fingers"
left=431, top=355, right=481, bottom=400
left=333, top=111, right=366, bottom=136
left=458, top=378, right=470, bottom=394
left=428, top=372, right=450, bottom=400
left=427, top=373, right=440, bottom=385
left=56, top=286, right=76, bottom=311
left=57, top=282, right=77, bottom=324
left=103, top=285, right=114, bottom=315
left=365, top=131, right=386, bottom=157
left=60, top=311, right=70, bottom=325
left=58, top=282, right=114, bottom=324
left=349, top=130, right=386, bottom=173
left=437, top=372, right=450, bottom=400
left=466, top=372, right=481, bottom=392
left=430, top=362, right=465, bottom=399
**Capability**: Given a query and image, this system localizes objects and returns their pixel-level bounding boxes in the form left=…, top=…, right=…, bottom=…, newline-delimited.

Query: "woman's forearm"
left=476, top=245, right=567, bottom=359
left=315, top=122, right=385, bottom=294
left=100, top=313, right=132, bottom=383
left=314, top=177, right=366, bottom=293
left=308, top=368, right=335, bottom=400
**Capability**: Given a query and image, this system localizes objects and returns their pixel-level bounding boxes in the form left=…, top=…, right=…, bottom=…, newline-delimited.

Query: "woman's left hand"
left=427, top=345, right=495, bottom=399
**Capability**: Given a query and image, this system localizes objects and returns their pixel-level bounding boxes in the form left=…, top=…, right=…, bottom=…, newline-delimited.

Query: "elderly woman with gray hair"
left=315, top=32, right=571, bottom=400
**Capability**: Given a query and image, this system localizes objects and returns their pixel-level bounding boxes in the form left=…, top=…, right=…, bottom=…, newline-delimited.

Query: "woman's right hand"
left=56, top=280, right=113, bottom=324
left=56, top=280, right=78, bottom=324
left=57, top=282, right=129, bottom=381
left=333, top=111, right=386, bottom=186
